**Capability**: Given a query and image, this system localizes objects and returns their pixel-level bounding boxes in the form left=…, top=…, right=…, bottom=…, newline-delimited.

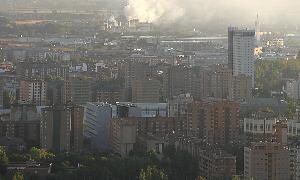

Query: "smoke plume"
left=125, top=0, right=185, bottom=23
left=125, top=0, right=300, bottom=27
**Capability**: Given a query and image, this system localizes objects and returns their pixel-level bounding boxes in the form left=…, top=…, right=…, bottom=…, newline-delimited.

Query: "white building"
left=287, top=120, right=300, bottom=136
left=228, top=27, right=256, bottom=87
left=244, top=118, right=300, bottom=137
left=243, top=118, right=276, bottom=134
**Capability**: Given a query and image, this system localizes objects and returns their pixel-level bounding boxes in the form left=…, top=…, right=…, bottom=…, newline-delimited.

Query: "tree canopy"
left=12, top=172, right=24, bottom=180
left=139, top=166, right=168, bottom=180
left=255, top=59, right=300, bottom=97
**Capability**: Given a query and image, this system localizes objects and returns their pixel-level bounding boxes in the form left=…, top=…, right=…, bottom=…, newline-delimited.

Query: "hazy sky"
left=125, top=0, right=300, bottom=27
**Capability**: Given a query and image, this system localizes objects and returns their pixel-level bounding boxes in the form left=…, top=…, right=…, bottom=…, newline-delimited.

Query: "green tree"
left=255, top=59, right=300, bottom=97
left=162, top=146, right=199, bottom=180
left=139, top=166, right=168, bottom=180
left=196, top=177, right=206, bottom=180
left=29, top=147, right=54, bottom=162
left=3, top=91, right=11, bottom=109
left=287, top=99, right=298, bottom=119
left=232, top=175, right=240, bottom=180
left=0, top=147, right=8, bottom=175
left=12, top=172, right=24, bottom=180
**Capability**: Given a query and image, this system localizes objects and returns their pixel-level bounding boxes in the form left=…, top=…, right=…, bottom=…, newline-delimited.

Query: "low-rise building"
left=0, top=104, right=41, bottom=148
left=6, top=162, right=51, bottom=180
left=109, top=116, right=186, bottom=156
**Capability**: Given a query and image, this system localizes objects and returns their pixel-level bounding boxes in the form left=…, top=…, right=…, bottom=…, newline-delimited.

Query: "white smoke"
left=125, top=0, right=185, bottom=23
left=125, top=0, right=300, bottom=26
left=108, top=16, right=118, bottom=26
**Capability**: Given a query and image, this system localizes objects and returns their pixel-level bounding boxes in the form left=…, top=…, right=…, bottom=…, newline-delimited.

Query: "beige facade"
left=70, top=105, right=84, bottom=152
left=230, top=74, right=252, bottom=101
left=209, top=64, right=232, bottom=99
left=19, top=79, right=47, bottom=106
left=244, top=142, right=290, bottom=180
left=109, top=118, right=137, bottom=156
left=199, top=150, right=236, bottom=180
left=187, top=99, right=240, bottom=145
left=109, top=116, right=187, bottom=156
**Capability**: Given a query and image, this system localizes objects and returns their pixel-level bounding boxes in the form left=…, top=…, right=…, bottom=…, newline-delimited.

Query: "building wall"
left=117, top=102, right=168, bottom=118
left=176, top=138, right=236, bottom=179
left=70, top=105, right=84, bottom=152
left=199, top=151, right=236, bottom=180
left=0, top=80, right=3, bottom=108
left=0, top=120, right=40, bottom=148
left=244, top=118, right=276, bottom=134
left=290, top=146, right=300, bottom=180
left=244, top=119, right=300, bottom=137
left=84, top=102, right=113, bottom=151
left=19, top=80, right=47, bottom=106
left=40, top=106, right=71, bottom=152
left=3, top=104, right=41, bottom=147
left=109, top=116, right=187, bottom=155
left=131, top=79, right=160, bottom=103
left=168, top=94, right=193, bottom=117
left=244, top=142, right=290, bottom=180
left=163, top=65, right=192, bottom=99
left=231, top=74, right=252, bottom=101
left=97, top=91, right=121, bottom=104
left=228, top=27, right=255, bottom=87
left=84, top=102, right=170, bottom=152
left=47, top=80, right=66, bottom=105
left=124, top=61, right=151, bottom=101
left=288, top=120, right=300, bottom=137
left=109, top=118, right=136, bottom=156
left=209, top=64, right=232, bottom=99
left=187, top=65, right=251, bottom=101
left=68, top=77, right=92, bottom=105
left=16, top=61, right=69, bottom=80
left=188, top=100, right=240, bottom=145
left=286, top=79, right=300, bottom=100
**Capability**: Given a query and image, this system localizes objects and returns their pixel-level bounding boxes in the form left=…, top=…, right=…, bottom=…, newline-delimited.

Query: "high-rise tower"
left=228, top=27, right=256, bottom=87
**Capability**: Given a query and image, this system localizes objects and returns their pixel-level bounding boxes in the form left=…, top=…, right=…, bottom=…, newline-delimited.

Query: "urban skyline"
left=0, top=1, right=299, bottom=180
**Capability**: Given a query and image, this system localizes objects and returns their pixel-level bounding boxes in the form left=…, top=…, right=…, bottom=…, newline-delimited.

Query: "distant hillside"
left=0, top=0, right=126, bottom=11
